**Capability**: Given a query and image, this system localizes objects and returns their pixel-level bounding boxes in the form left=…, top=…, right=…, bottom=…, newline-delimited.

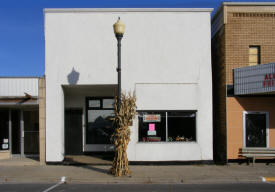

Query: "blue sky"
left=0, top=0, right=273, bottom=76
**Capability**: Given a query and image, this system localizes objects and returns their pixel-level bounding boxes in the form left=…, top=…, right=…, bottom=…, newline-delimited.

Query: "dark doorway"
left=11, top=110, right=20, bottom=154
left=23, top=110, right=39, bottom=155
left=245, top=113, right=267, bottom=147
left=65, top=109, right=83, bottom=155
left=0, top=110, right=9, bottom=151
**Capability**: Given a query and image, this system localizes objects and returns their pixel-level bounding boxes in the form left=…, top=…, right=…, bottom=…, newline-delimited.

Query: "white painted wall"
left=0, top=78, right=38, bottom=97
left=45, top=8, right=213, bottom=162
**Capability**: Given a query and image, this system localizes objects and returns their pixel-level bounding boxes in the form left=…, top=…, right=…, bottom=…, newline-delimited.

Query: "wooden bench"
left=240, top=148, right=275, bottom=165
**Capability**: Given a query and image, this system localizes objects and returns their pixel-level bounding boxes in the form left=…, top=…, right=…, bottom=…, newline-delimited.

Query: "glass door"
left=243, top=112, right=268, bottom=148
left=85, top=97, right=115, bottom=151
left=23, top=110, right=39, bottom=156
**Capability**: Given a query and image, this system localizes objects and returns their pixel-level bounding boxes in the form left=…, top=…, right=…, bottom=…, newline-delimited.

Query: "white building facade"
left=44, top=8, right=213, bottom=162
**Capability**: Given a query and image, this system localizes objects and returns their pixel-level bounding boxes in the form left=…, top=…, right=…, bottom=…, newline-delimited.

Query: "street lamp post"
left=113, top=17, right=125, bottom=113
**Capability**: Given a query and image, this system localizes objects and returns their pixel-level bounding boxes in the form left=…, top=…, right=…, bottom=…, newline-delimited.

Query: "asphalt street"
left=0, top=183, right=275, bottom=192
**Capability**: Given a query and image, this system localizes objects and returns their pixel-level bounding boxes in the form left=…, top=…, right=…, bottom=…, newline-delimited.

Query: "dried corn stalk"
left=110, top=92, right=136, bottom=176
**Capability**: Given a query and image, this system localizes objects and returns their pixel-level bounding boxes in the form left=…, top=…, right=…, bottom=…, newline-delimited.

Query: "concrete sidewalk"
left=0, top=159, right=274, bottom=184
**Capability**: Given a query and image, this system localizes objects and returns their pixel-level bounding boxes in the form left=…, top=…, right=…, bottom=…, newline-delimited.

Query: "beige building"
left=212, top=2, right=275, bottom=163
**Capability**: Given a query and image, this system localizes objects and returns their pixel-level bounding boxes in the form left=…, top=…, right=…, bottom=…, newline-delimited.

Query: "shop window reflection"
left=138, top=111, right=196, bottom=142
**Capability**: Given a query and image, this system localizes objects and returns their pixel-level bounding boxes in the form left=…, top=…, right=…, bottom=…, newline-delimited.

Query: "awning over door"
left=0, top=98, right=38, bottom=106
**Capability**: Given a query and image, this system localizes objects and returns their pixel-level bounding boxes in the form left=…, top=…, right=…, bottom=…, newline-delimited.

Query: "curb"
left=0, top=176, right=263, bottom=185
left=262, top=177, right=275, bottom=182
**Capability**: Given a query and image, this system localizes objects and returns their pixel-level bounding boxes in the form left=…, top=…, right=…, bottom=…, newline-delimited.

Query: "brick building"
left=212, top=2, right=275, bottom=163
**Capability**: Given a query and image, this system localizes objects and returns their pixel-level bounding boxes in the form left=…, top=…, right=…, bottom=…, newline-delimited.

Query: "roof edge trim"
left=0, top=76, right=41, bottom=79
left=44, top=8, right=213, bottom=13
left=223, top=2, right=275, bottom=6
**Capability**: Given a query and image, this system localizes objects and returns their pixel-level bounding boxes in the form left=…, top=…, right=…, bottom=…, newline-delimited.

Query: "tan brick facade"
left=212, top=3, right=275, bottom=162
left=225, top=11, right=275, bottom=84
left=39, top=77, right=46, bottom=165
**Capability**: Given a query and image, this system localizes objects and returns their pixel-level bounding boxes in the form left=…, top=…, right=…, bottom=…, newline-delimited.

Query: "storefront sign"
left=263, top=73, right=275, bottom=88
left=149, top=124, right=155, bottom=131
left=148, top=124, right=156, bottom=136
left=143, top=114, right=161, bottom=122
left=147, top=131, right=156, bottom=136
left=234, top=63, right=275, bottom=95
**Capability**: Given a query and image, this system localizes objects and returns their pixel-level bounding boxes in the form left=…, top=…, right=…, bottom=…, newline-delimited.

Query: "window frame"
left=248, top=45, right=261, bottom=66
left=137, top=110, right=197, bottom=143
left=86, top=97, right=115, bottom=110
left=85, top=97, right=115, bottom=145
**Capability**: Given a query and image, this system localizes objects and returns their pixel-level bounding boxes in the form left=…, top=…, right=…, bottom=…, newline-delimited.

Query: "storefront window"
left=138, top=112, right=166, bottom=142
left=167, top=112, right=196, bottom=142
left=138, top=111, right=196, bottom=142
left=86, top=98, right=115, bottom=144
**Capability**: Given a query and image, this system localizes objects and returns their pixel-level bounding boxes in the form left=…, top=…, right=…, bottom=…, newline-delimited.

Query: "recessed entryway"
left=243, top=111, right=269, bottom=148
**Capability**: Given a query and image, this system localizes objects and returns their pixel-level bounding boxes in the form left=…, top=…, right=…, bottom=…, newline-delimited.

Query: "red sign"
left=143, top=114, right=161, bottom=122
left=263, top=73, right=275, bottom=88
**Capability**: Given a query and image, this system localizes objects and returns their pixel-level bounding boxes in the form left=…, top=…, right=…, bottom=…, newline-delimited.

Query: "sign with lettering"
left=143, top=114, right=161, bottom=122
left=147, top=130, right=156, bottom=136
left=263, top=73, right=275, bottom=88
left=234, top=63, right=275, bottom=95
left=149, top=124, right=155, bottom=131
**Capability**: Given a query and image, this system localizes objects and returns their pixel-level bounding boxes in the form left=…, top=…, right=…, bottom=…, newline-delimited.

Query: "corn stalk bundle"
left=110, top=92, right=136, bottom=177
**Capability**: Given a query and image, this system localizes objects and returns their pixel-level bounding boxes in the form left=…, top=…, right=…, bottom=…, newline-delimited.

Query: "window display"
left=138, top=111, right=196, bottom=142
left=138, top=112, right=166, bottom=142
left=86, top=98, right=115, bottom=144
left=167, top=112, right=196, bottom=142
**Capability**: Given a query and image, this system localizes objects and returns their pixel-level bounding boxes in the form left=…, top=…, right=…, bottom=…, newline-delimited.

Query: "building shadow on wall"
left=235, top=96, right=275, bottom=131
left=67, top=67, right=80, bottom=85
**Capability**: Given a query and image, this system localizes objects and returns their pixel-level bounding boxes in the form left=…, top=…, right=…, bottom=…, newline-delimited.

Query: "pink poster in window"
left=149, top=124, right=155, bottom=131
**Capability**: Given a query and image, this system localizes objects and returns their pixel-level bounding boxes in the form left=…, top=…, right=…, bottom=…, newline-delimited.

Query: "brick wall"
left=225, top=12, right=275, bottom=84
left=212, top=5, right=275, bottom=162
left=224, top=8, right=275, bottom=160
left=39, top=77, right=46, bottom=165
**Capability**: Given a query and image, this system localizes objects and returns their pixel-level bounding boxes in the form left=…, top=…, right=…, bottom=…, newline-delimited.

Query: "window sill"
left=0, top=150, right=10, bottom=153
left=137, top=141, right=197, bottom=144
